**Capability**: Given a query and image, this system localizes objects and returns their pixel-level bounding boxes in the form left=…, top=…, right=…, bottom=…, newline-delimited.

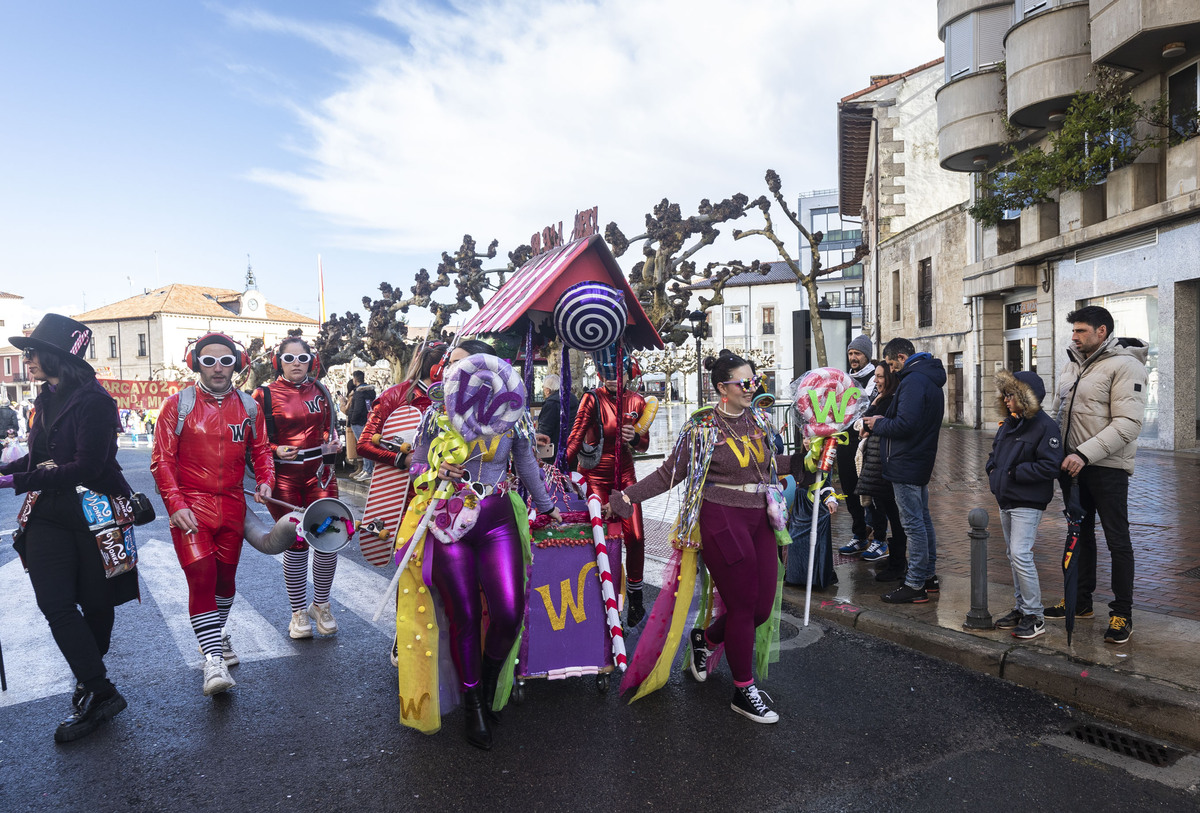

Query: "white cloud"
left=237, top=0, right=942, bottom=264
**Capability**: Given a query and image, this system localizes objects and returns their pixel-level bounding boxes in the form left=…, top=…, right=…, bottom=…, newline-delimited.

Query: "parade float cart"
left=460, top=233, right=663, bottom=699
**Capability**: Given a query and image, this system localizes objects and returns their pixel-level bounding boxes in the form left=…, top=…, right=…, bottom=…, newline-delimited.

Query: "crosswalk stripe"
left=136, top=538, right=295, bottom=668
left=0, top=557, right=74, bottom=708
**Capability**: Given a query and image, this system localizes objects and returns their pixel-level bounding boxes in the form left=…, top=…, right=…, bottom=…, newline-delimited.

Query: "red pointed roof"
left=459, top=234, right=663, bottom=349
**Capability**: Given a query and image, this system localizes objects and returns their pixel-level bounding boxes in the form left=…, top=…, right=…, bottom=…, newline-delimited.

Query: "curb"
left=801, top=598, right=1200, bottom=751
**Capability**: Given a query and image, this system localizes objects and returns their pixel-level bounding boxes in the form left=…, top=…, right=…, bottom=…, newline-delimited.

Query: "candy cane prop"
left=804, top=438, right=839, bottom=627
left=586, top=492, right=627, bottom=672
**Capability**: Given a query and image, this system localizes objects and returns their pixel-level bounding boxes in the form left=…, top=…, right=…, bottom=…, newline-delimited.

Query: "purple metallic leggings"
left=431, top=493, right=526, bottom=690
left=698, top=501, right=779, bottom=685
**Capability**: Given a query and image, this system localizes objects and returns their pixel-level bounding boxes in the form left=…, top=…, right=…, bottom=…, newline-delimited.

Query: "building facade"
left=935, top=0, right=1200, bottom=449
left=73, top=283, right=319, bottom=381
left=0, top=291, right=32, bottom=404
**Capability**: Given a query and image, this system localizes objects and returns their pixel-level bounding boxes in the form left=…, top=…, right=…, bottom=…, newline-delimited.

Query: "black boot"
left=480, top=656, right=505, bottom=724
left=626, top=589, right=645, bottom=629
left=55, top=686, right=127, bottom=743
left=462, top=688, right=492, bottom=750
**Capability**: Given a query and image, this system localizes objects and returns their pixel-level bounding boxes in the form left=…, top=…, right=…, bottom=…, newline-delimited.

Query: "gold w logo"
left=724, top=435, right=765, bottom=467
left=534, top=562, right=596, bottom=631
left=467, top=436, right=502, bottom=462
left=399, top=692, right=431, bottom=721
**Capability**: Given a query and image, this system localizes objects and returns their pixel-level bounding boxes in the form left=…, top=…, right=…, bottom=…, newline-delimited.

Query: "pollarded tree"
left=314, top=311, right=368, bottom=375
left=605, top=195, right=755, bottom=345
left=732, top=170, right=868, bottom=368
left=632, top=343, right=698, bottom=402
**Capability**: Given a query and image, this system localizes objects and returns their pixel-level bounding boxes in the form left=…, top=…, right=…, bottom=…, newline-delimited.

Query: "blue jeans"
left=893, top=482, right=936, bottom=589
left=352, top=424, right=374, bottom=474
left=1000, top=507, right=1043, bottom=617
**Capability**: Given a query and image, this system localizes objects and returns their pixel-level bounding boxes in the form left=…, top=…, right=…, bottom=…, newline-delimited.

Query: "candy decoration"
left=441, top=354, right=527, bottom=441
left=788, top=367, right=872, bottom=439
left=554, top=281, right=627, bottom=352
left=632, top=396, right=659, bottom=434
left=586, top=494, right=628, bottom=673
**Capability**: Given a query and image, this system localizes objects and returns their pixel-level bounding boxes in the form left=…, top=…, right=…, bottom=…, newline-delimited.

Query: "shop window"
left=1083, top=288, right=1159, bottom=439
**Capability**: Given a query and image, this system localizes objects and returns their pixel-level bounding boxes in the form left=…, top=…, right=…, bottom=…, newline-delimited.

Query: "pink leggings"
left=698, top=501, right=779, bottom=685
left=430, top=494, right=525, bottom=690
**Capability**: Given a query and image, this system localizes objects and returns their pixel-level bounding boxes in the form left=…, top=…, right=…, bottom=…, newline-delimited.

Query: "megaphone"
left=243, top=507, right=302, bottom=555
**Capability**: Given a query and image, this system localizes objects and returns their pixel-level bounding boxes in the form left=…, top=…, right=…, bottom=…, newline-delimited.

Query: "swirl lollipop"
left=553, top=281, right=627, bottom=351
left=789, top=367, right=872, bottom=439
left=441, top=353, right=527, bottom=441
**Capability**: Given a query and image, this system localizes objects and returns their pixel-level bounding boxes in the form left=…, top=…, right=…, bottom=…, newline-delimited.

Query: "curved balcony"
left=937, top=69, right=1009, bottom=172
left=1090, top=0, right=1200, bottom=75
left=938, top=0, right=1008, bottom=35
left=1005, top=2, right=1094, bottom=129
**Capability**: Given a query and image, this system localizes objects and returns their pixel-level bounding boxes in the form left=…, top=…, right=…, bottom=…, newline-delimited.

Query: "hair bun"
left=702, top=356, right=717, bottom=372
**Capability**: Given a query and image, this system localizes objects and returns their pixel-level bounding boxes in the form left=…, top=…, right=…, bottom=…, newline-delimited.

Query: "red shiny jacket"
left=151, top=387, right=274, bottom=516
left=253, top=377, right=334, bottom=459
left=356, top=380, right=430, bottom=467
left=564, top=387, right=650, bottom=472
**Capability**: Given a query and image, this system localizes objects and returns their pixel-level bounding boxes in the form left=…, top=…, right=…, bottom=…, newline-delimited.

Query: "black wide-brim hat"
left=10, top=313, right=95, bottom=370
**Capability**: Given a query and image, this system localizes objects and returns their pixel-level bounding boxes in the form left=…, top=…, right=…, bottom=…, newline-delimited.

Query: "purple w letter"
left=453, top=369, right=522, bottom=429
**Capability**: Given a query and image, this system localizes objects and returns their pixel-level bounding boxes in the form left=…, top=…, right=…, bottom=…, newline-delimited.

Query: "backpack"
left=174, top=386, right=259, bottom=439
left=256, top=380, right=337, bottom=444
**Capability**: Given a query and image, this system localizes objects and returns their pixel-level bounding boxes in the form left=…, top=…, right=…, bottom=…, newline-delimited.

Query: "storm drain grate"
left=1068, top=724, right=1188, bottom=767
left=1181, top=566, right=1200, bottom=580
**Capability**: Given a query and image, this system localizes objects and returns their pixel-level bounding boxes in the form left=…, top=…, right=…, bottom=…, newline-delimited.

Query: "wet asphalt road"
left=1, top=448, right=1196, bottom=811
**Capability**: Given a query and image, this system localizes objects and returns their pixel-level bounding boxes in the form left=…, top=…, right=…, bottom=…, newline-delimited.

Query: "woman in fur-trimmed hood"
left=985, top=369, right=1065, bottom=639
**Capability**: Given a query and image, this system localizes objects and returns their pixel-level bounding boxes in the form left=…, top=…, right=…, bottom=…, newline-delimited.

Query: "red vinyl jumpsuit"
left=356, top=379, right=431, bottom=469
left=151, top=387, right=273, bottom=569
left=253, top=378, right=337, bottom=541
left=565, top=387, right=650, bottom=582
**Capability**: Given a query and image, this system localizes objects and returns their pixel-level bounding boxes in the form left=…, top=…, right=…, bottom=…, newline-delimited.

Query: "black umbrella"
left=1060, top=475, right=1084, bottom=645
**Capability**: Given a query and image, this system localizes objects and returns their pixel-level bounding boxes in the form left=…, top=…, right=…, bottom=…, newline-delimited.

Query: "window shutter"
left=946, top=16, right=973, bottom=78
left=976, top=5, right=1012, bottom=68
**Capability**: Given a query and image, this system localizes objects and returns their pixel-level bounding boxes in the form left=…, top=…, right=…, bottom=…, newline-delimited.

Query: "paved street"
left=1, top=445, right=1198, bottom=810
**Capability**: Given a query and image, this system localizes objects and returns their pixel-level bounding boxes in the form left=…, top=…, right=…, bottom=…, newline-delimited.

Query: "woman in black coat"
left=855, top=363, right=908, bottom=582
left=0, top=314, right=137, bottom=743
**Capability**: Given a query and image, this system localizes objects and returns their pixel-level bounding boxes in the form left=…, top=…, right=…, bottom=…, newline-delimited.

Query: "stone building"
left=839, top=59, right=979, bottom=424
left=73, top=282, right=318, bottom=380
left=935, top=0, right=1200, bottom=449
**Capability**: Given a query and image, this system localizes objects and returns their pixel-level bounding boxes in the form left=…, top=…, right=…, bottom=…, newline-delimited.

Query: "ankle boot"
left=462, top=687, right=492, bottom=750
left=626, top=589, right=645, bottom=628
left=480, top=656, right=505, bottom=724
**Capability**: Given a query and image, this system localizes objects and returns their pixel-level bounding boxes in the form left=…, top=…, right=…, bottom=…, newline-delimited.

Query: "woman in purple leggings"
left=410, top=339, right=560, bottom=749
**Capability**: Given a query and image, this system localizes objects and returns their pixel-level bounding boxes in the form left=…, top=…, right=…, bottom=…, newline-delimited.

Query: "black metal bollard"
left=962, top=508, right=993, bottom=630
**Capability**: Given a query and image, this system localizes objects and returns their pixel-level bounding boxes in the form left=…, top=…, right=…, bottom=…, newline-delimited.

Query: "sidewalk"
left=638, top=426, right=1200, bottom=749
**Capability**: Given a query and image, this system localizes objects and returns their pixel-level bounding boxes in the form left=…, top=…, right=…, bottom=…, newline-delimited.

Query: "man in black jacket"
left=346, top=370, right=377, bottom=481
left=536, top=373, right=578, bottom=460
left=986, top=370, right=1063, bottom=640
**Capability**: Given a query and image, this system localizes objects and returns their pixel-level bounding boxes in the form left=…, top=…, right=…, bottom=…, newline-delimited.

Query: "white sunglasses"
left=198, top=354, right=237, bottom=368
left=280, top=353, right=312, bottom=364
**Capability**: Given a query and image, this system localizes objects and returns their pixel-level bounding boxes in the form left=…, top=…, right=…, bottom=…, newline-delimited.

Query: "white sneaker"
left=221, top=632, right=239, bottom=667
left=289, top=609, right=313, bottom=639
left=202, top=654, right=235, bottom=696
left=307, top=602, right=338, bottom=635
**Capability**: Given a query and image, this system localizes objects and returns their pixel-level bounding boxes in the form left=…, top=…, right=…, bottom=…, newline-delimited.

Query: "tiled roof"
left=73, top=284, right=317, bottom=324
left=687, top=261, right=798, bottom=290
left=0, top=291, right=23, bottom=299
left=839, top=57, right=944, bottom=104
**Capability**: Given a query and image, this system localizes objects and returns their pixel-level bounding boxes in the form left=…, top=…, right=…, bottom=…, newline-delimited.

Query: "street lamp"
left=688, top=310, right=708, bottom=405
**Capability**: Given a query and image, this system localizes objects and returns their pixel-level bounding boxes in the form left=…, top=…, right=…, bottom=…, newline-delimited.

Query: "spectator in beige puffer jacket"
left=1048, top=305, right=1148, bottom=646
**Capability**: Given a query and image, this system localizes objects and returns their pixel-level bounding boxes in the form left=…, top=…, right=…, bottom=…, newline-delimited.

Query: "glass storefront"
left=1083, top=288, right=1158, bottom=439
left=1004, top=295, right=1038, bottom=374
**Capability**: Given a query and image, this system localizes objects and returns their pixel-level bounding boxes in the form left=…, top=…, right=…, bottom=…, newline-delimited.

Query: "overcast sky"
left=1, top=1, right=943, bottom=328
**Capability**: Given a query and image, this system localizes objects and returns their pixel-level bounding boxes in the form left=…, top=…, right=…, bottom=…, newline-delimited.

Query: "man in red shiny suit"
left=152, top=333, right=273, bottom=697
left=565, top=354, right=651, bottom=626
left=254, top=337, right=342, bottom=640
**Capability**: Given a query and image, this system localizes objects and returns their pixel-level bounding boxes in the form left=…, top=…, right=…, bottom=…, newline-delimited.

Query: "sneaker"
left=202, top=654, right=235, bottom=696
left=390, top=635, right=399, bottom=668
left=838, top=538, right=870, bottom=556
left=307, top=602, right=338, bottom=635
left=730, top=684, right=779, bottom=724
left=881, top=584, right=929, bottom=604
left=1012, top=615, right=1046, bottom=640
left=993, top=609, right=1023, bottom=630
left=1044, top=599, right=1093, bottom=619
left=625, top=591, right=646, bottom=629
left=924, top=575, right=940, bottom=594
left=861, top=539, right=889, bottom=563
left=688, top=628, right=711, bottom=683
left=289, top=609, right=313, bottom=639
left=1104, top=615, right=1132, bottom=645
left=221, top=632, right=239, bottom=667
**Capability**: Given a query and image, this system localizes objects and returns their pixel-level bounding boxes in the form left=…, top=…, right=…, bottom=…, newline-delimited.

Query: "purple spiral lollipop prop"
left=553, top=281, right=627, bottom=352
left=442, top=353, right=527, bottom=440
